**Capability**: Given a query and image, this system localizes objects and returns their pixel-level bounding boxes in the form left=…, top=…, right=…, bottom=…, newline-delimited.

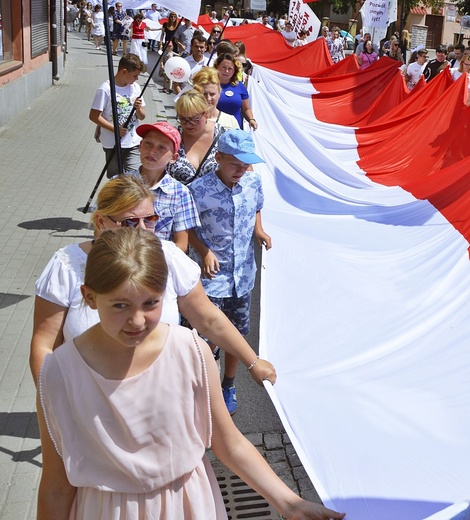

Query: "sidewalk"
left=0, top=33, right=318, bottom=520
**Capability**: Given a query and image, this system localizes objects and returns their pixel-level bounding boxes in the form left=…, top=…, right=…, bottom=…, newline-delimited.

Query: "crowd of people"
left=35, top=4, right=470, bottom=518
left=35, top=5, right=351, bottom=519
left=319, top=23, right=470, bottom=91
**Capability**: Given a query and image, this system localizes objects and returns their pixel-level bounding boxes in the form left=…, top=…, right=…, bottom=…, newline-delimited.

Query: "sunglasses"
left=213, top=30, right=221, bottom=34
left=107, top=214, right=159, bottom=228
left=176, top=113, right=205, bottom=125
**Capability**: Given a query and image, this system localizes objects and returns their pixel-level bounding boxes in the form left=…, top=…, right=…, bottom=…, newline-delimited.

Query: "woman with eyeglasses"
left=405, top=48, right=428, bottom=90
left=204, top=38, right=216, bottom=62
left=158, top=12, right=178, bottom=51
left=209, top=24, right=223, bottom=45
left=167, top=89, right=224, bottom=185
left=384, top=37, right=404, bottom=63
left=450, top=49, right=470, bottom=104
left=214, top=53, right=258, bottom=130
left=30, top=175, right=276, bottom=387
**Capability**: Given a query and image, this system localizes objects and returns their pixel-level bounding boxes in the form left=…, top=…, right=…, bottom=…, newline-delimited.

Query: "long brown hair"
left=167, top=11, right=178, bottom=31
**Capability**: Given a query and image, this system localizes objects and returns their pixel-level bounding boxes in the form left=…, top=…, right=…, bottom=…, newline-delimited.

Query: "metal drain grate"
left=212, top=460, right=282, bottom=519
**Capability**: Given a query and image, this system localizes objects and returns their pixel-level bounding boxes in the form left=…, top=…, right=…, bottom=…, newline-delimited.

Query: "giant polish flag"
left=246, top=52, right=470, bottom=520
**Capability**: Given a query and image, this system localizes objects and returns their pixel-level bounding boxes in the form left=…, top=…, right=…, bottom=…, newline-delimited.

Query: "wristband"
left=247, top=356, right=259, bottom=371
left=249, top=118, right=256, bottom=122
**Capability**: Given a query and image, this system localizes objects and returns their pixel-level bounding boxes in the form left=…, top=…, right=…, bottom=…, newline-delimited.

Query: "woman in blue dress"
left=214, top=53, right=258, bottom=130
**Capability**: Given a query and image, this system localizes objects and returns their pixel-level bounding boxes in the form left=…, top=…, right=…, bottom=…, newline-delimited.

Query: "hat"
left=436, top=45, right=447, bottom=53
left=136, top=122, right=181, bottom=153
left=218, top=129, right=264, bottom=164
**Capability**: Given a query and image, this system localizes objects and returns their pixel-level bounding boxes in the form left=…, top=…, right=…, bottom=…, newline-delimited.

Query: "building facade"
left=0, top=0, right=66, bottom=127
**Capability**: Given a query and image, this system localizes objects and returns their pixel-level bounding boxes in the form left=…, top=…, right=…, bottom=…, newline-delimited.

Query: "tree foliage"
left=306, top=0, right=445, bottom=22
left=456, top=0, right=470, bottom=15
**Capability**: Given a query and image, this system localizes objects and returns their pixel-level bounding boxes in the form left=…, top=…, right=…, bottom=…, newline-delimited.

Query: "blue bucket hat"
left=218, top=129, right=265, bottom=164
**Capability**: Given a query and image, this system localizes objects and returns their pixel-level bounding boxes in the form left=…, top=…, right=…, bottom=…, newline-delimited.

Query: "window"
left=0, top=0, right=13, bottom=62
left=31, top=0, right=49, bottom=57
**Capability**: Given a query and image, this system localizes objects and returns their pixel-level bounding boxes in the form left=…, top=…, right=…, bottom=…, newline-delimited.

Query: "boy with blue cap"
left=188, top=129, right=272, bottom=414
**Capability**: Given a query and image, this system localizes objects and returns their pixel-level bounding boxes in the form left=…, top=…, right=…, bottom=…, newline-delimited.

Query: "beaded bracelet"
left=247, top=356, right=259, bottom=371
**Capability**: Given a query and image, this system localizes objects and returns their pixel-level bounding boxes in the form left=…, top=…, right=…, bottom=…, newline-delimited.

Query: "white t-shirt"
left=91, top=81, right=145, bottom=149
left=281, top=29, right=296, bottom=46
left=35, top=240, right=200, bottom=341
left=450, top=67, right=463, bottom=82
left=406, top=61, right=426, bottom=88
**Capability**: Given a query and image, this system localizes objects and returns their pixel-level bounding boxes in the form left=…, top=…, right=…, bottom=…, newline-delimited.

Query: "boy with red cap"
left=130, top=121, right=200, bottom=251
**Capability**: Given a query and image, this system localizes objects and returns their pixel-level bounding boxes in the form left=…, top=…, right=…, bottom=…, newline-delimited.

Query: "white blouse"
left=35, top=240, right=200, bottom=340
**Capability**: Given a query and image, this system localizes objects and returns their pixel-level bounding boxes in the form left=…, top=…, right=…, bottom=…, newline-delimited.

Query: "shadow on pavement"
left=18, top=217, right=89, bottom=232
left=0, top=293, right=31, bottom=309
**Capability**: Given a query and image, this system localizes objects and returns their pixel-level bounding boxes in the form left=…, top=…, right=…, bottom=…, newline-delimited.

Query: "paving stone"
left=263, top=432, right=284, bottom=450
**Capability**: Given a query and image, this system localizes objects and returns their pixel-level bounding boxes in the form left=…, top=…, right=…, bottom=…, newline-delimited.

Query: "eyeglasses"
left=107, top=214, right=159, bottom=228
left=176, top=113, right=205, bottom=125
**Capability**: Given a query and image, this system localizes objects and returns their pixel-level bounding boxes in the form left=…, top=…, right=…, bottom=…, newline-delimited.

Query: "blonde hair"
left=175, top=89, right=209, bottom=117
left=192, top=66, right=221, bottom=88
left=85, top=228, right=168, bottom=295
left=91, top=175, right=154, bottom=229
left=458, top=50, right=470, bottom=73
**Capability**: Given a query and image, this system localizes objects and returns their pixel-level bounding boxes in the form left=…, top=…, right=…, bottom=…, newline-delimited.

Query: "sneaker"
left=222, top=385, right=237, bottom=415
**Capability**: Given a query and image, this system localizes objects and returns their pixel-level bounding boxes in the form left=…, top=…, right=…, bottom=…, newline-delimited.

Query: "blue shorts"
left=208, top=292, right=252, bottom=336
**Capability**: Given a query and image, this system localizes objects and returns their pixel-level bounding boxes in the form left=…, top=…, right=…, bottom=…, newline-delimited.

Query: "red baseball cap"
left=136, top=122, right=181, bottom=153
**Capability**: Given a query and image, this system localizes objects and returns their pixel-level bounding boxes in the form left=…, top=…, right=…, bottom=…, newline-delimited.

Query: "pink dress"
left=39, top=325, right=227, bottom=519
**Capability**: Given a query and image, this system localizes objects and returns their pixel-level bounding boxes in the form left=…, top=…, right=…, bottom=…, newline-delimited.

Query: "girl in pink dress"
left=37, top=228, right=346, bottom=520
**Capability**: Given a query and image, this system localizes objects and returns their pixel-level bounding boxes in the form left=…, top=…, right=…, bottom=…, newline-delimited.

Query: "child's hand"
left=118, top=125, right=128, bottom=138
left=133, top=97, right=143, bottom=110
left=255, top=230, right=272, bottom=251
left=201, top=250, right=220, bottom=279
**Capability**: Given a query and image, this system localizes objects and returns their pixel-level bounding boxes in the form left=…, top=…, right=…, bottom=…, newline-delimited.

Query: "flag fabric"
left=241, top=40, right=470, bottom=520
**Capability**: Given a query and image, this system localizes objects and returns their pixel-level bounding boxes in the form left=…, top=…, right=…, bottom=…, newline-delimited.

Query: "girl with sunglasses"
left=158, top=12, right=178, bottom=52
left=30, top=175, right=275, bottom=389
left=209, top=24, right=223, bottom=44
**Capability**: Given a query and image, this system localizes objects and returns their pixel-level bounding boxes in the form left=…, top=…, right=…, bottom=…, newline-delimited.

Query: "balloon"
left=164, top=57, right=191, bottom=83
